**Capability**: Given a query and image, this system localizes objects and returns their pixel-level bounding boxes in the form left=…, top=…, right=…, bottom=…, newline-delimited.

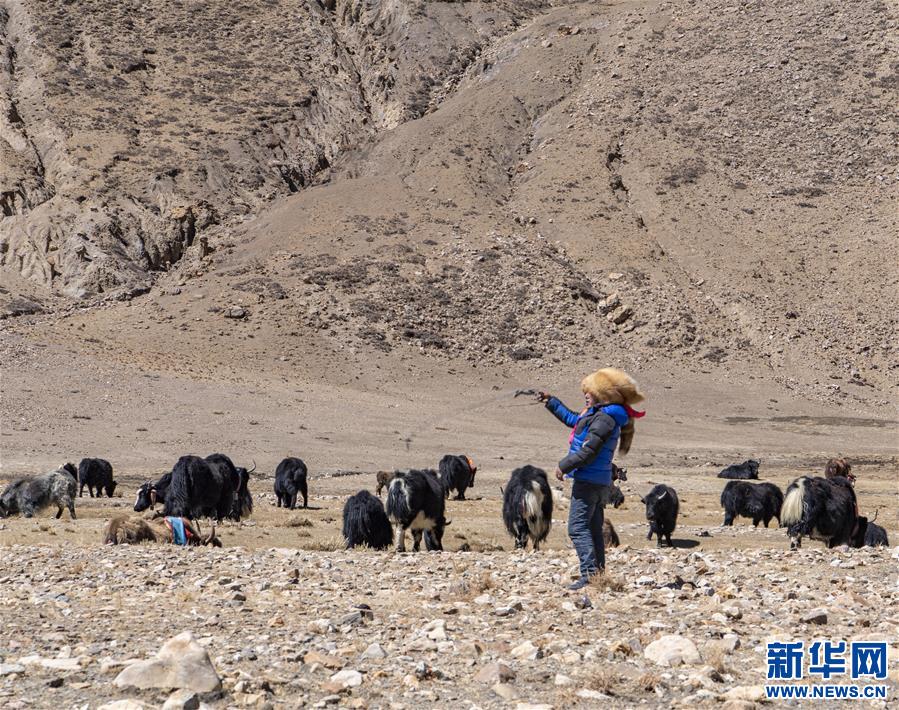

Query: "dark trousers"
left=568, top=479, right=608, bottom=578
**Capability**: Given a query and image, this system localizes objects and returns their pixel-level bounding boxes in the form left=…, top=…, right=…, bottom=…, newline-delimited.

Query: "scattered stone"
left=0, top=664, right=25, bottom=676
left=492, top=682, right=519, bottom=701
left=162, top=690, right=200, bottom=710
left=510, top=640, right=541, bottom=660
left=801, top=609, right=828, bottom=625
left=98, top=702, right=151, bottom=710
left=114, top=631, right=221, bottom=692
left=361, top=643, right=386, bottom=660
left=225, top=307, right=247, bottom=319
left=644, top=635, right=702, bottom=667
left=723, top=685, right=767, bottom=702
left=475, top=662, right=515, bottom=684
left=329, top=669, right=363, bottom=689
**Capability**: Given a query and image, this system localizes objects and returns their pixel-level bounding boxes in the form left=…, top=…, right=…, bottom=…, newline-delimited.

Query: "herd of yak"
left=0, top=453, right=889, bottom=553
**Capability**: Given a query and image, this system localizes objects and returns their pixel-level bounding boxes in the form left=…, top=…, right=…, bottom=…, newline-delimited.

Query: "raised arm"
left=543, top=395, right=581, bottom=427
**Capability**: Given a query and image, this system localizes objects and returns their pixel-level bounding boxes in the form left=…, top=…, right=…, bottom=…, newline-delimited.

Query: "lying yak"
left=720, top=480, right=784, bottom=527
left=163, top=454, right=236, bottom=521
left=603, top=519, right=620, bottom=548
left=103, top=515, right=222, bottom=547
left=642, top=484, right=679, bottom=547
left=134, top=472, right=173, bottom=512
left=863, top=511, right=889, bottom=548
left=502, top=465, right=553, bottom=551
left=274, top=457, right=308, bottom=509
left=717, top=459, right=760, bottom=480
left=0, top=464, right=78, bottom=519
left=77, top=458, right=116, bottom=498
left=386, top=469, right=448, bottom=552
left=342, top=490, right=392, bottom=550
left=781, top=476, right=867, bottom=549
left=438, top=454, right=477, bottom=500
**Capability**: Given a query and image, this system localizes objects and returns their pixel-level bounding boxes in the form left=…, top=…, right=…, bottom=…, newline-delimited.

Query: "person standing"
left=538, top=368, right=645, bottom=590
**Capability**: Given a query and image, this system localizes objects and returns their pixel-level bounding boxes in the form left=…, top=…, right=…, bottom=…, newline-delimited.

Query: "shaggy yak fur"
left=717, top=459, right=760, bottom=479
left=641, top=484, right=679, bottom=547
left=438, top=454, right=477, bottom=500
left=77, top=458, right=116, bottom=498
left=720, top=480, right=784, bottom=527
left=134, top=472, right=172, bottom=512
left=863, top=511, right=889, bottom=547
left=0, top=464, right=78, bottom=519
left=501, top=465, right=553, bottom=551
left=386, top=469, right=448, bottom=552
left=103, top=515, right=222, bottom=546
left=163, top=454, right=236, bottom=521
left=274, top=457, right=308, bottom=509
left=781, top=476, right=867, bottom=549
left=375, top=470, right=396, bottom=497
left=607, top=482, right=625, bottom=509
left=603, top=519, right=620, bottom=548
left=231, top=463, right=255, bottom=520
left=824, top=457, right=854, bottom=483
left=342, top=490, right=393, bottom=550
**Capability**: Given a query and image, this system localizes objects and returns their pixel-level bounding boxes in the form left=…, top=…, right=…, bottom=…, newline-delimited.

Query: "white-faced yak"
left=501, top=465, right=553, bottom=551
left=781, top=476, right=867, bottom=549
left=386, top=469, right=447, bottom=552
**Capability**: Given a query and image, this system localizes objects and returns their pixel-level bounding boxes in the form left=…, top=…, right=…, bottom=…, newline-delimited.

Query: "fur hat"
left=580, top=368, right=644, bottom=405
left=581, top=368, right=644, bottom=455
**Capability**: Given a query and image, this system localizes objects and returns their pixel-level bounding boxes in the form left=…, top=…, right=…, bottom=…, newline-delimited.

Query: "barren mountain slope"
left=0, top=0, right=552, bottom=296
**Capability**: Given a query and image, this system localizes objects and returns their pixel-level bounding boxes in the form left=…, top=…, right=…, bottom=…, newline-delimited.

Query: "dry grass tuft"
left=587, top=667, right=618, bottom=695
left=704, top=646, right=728, bottom=674
left=636, top=671, right=662, bottom=692
left=588, top=571, right=625, bottom=592
left=285, top=516, right=314, bottom=528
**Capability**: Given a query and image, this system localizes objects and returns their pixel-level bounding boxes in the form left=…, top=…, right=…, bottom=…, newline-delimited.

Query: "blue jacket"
left=546, top=397, right=630, bottom=485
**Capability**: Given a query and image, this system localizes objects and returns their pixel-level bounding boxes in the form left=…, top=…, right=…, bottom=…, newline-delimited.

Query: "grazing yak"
left=641, top=484, right=679, bottom=547
left=386, top=469, right=448, bottom=552
left=77, top=458, right=116, bottom=498
left=163, top=454, right=237, bottom=521
left=232, top=463, right=255, bottom=520
left=274, top=457, right=308, bottom=509
left=720, top=480, right=784, bottom=527
left=502, top=465, right=553, bottom=551
left=825, top=457, right=854, bottom=483
left=717, top=459, right=760, bottom=480
left=0, top=464, right=78, bottom=519
left=603, top=519, right=620, bottom=548
left=781, top=476, right=867, bottom=549
left=438, top=454, right=477, bottom=500
left=134, top=472, right=173, bottom=512
left=342, top=490, right=393, bottom=550
left=375, top=470, right=395, bottom=497
left=103, top=515, right=222, bottom=547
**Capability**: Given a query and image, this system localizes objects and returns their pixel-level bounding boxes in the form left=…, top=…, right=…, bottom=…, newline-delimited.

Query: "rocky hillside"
left=0, top=0, right=551, bottom=296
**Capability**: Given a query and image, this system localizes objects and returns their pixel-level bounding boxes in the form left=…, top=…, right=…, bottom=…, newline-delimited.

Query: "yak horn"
left=149, top=489, right=157, bottom=506
left=248, top=460, right=257, bottom=474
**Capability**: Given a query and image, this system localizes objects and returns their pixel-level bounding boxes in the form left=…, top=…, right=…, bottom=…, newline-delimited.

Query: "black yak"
left=0, top=464, right=78, bottom=519
left=103, top=515, right=222, bottom=547
left=134, top=471, right=172, bottom=512
left=501, top=465, right=553, bottom=551
left=274, top=457, right=308, bottom=509
left=163, top=454, right=236, bottom=521
left=608, top=482, right=625, bottom=509
left=77, top=458, right=116, bottom=498
left=386, top=469, right=448, bottom=552
left=641, top=484, right=679, bottom=547
left=863, top=511, right=889, bottom=548
left=720, top=480, right=784, bottom=527
left=342, top=490, right=393, bottom=550
left=717, top=459, right=760, bottom=480
left=231, top=462, right=255, bottom=520
left=438, top=454, right=477, bottom=500
left=781, top=476, right=866, bottom=549
left=375, top=470, right=395, bottom=497
left=611, top=464, right=627, bottom=482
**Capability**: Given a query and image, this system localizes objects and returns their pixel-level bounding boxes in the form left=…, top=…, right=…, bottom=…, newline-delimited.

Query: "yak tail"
left=619, top=419, right=635, bottom=455
left=524, top=481, right=550, bottom=540
left=781, top=478, right=806, bottom=527
left=385, top=476, right=410, bottom=523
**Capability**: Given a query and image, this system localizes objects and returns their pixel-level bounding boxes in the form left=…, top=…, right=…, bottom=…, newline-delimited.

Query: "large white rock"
left=644, top=634, right=702, bottom=667
left=330, top=669, right=363, bottom=688
left=114, top=632, right=221, bottom=692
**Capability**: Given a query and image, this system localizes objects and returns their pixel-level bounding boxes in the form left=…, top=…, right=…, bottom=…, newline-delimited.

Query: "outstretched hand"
left=536, top=391, right=550, bottom=403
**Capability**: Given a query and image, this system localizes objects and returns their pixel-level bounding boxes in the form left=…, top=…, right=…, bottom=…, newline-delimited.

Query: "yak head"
left=466, top=456, right=477, bottom=487
left=105, top=480, right=118, bottom=498
left=134, top=482, right=157, bottom=512
left=641, top=488, right=670, bottom=522
left=609, top=484, right=625, bottom=509
left=612, top=464, right=628, bottom=482
left=61, top=462, right=78, bottom=479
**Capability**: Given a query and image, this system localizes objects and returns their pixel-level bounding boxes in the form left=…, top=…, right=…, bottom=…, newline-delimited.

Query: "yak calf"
left=720, top=480, right=783, bottom=527
left=642, top=484, right=679, bottom=547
